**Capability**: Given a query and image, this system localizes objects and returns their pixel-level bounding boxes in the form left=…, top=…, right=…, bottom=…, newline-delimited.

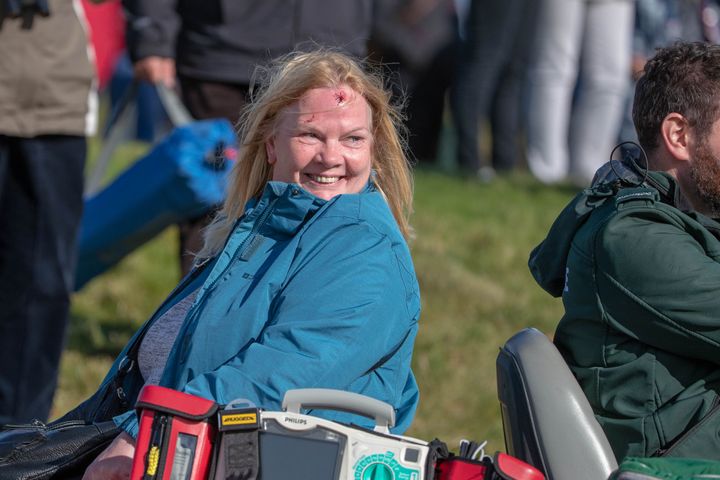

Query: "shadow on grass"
left=65, top=312, right=138, bottom=358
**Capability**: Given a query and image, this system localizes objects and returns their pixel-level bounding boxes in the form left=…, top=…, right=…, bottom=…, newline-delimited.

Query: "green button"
left=362, top=463, right=394, bottom=480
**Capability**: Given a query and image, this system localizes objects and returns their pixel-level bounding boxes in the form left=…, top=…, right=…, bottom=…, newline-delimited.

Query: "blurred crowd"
left=92, top=0, right=720, bottom=189
left=447, top=0, right=720, bottom=187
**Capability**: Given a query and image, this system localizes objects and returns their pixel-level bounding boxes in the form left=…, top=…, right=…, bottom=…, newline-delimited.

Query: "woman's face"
left=266, top=84, right=373, bottom=200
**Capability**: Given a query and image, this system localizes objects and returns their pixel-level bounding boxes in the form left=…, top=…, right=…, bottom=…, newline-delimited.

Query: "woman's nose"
left=316, top=139, right=342, bottom=166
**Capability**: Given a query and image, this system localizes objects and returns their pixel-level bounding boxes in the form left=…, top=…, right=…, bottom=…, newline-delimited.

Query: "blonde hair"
left=197, top=49, right=414, bottom=260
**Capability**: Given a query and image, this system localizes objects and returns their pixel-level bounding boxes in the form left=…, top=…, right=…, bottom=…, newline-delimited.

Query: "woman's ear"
left=660, top=113, right=692, bottom=162
left=266, top=137, right=276, bottom=165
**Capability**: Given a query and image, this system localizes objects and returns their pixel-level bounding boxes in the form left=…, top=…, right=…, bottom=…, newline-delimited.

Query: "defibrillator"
left=217, top=388, right=430, bottom=480
left=130, top=386, right=543, bottom=480
left=131, top=386, right=431, bottom=480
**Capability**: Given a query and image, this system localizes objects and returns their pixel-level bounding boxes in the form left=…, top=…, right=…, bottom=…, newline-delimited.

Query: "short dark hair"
left=633, top=42, right=720, bottom=153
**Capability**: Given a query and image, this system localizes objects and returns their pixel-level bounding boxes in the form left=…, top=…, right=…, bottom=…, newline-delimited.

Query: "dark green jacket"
left=529, top=164, right=720, bottom=461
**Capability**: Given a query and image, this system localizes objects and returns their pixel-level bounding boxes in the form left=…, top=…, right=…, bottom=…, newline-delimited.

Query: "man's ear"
left=660, top=113, right=692, bottom=162
left=266, top=137, right=276, bottom=165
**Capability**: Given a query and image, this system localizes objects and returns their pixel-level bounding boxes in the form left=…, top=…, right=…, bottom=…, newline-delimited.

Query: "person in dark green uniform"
left=529, top=41, right=720, bottom=461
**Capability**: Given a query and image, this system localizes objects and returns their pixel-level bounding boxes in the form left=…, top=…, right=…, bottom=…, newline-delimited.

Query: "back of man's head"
left=633, top=42, right=720, bottom=156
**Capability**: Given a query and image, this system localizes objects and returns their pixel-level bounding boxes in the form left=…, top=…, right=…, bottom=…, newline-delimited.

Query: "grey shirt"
left=138, top=288, right=200, bottom=387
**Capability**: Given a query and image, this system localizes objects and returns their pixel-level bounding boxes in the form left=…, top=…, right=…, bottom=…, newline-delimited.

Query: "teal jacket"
left=104, top=181, right=420, bottom=437
left=529, top=163, right=720, bottom=460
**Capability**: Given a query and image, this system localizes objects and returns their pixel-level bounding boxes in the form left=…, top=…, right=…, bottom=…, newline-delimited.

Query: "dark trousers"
left=406, top=41, right=458, bottom=164
left=176, top=78, right=249, bottom=276
left=0, top=135, right=86, bottom=424
left=450, top=0, right=536, bottom=172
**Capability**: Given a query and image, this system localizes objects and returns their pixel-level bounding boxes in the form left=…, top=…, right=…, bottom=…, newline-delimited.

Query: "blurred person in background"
left=369, top=0, right=459, bottom=165
left=123, top=0, right=376, bottom=276
left=450, top=0, right=537, bottom=181
left=526, top=0, right=635, bottom=186
left=0, top=0, right=100, bottom=424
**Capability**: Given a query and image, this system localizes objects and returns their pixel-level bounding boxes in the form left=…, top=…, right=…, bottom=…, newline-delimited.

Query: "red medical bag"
left=436, top=452, right=544, bottom=480
left=130, top=385, right=218, bottom=480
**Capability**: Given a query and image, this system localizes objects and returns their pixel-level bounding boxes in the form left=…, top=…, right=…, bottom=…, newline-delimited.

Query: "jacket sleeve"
left=180, top=219, right=419, bottom=423
left=595, top=207, right=720, bottom=365
left=112, top=409, right=139, bottom=439
left=122, top=0, right=180, bottom=61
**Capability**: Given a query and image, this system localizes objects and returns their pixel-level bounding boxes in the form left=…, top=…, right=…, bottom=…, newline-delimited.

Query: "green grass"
left=408, top=168, right=574, bottom=446
left=54, top=145, right=576, bottom=453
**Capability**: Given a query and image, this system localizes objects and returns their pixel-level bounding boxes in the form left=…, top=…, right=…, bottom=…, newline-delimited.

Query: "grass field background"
left=52, top=137, right=576, bottom=452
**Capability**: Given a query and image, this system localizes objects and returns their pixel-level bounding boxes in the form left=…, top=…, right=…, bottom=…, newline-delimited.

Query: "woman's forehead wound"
left=334, top=88, right=347, bottom=105
left=279, top=87, right=370, bottom=128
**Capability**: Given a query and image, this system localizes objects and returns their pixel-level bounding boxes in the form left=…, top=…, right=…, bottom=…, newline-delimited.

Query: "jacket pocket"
left=656, top=396, right=720, bottom=459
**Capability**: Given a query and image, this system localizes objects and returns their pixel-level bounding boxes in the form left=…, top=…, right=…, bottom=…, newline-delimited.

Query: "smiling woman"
left=199, top=49, right=415, bottom=259
left=61, top=50, right=422, bottom=480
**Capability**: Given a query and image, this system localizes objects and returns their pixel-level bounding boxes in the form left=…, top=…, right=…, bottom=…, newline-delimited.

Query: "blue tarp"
left=75, top=118, right=237, bottom=290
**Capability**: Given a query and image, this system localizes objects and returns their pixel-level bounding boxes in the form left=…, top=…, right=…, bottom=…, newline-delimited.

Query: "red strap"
left=437, top=457, right=488, bottom=479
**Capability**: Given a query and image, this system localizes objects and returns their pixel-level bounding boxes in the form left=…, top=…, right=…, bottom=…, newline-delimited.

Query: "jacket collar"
left=592, top=156, right=702, bottom=214
left=240, top=181, right=326, bottom=238
left=240, top=179, right=377, bottom=237
left=635, top=171, right=720, bottom=239
left=643, top=171, right=684, bottom=210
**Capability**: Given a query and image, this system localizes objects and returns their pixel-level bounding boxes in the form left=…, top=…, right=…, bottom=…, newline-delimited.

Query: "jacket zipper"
left=236, top=197, right=278, bottom=260
left=1, top=419, right=87, bottom=430
left=654, top=395, right=720, bottom=456
left=167, top=196, right=279, bottom=365
left=189, top=196, right=278, bottom=319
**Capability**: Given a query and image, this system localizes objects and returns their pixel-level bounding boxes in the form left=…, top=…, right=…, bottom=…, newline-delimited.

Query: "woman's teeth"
left=309, top=175, right=339, bottom=184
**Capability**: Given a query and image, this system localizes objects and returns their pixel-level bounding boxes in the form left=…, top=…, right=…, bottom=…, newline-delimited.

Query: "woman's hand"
left=82, top=431, right=136, bottom=480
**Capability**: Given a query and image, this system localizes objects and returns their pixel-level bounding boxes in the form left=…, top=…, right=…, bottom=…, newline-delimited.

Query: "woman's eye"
left=346, top=135, right=364, bottom=144
left=298, top=132, right=319, bottom=143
